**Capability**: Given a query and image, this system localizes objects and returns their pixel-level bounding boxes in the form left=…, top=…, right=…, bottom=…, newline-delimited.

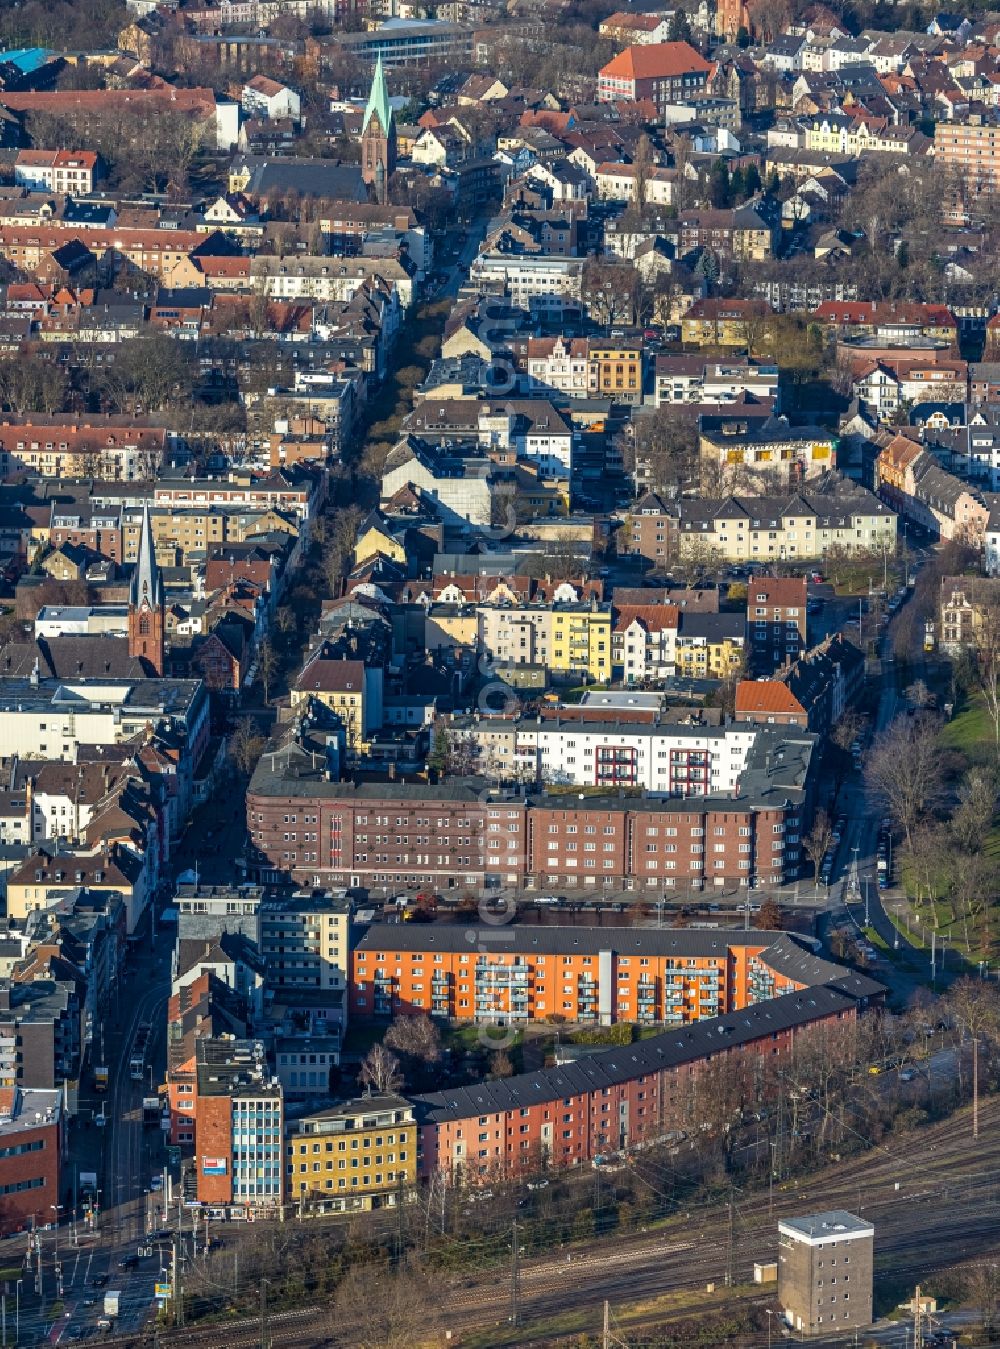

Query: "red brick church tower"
left=128, top=503, right=165, bottom=676
left=361, top=56, right=396, bottom=206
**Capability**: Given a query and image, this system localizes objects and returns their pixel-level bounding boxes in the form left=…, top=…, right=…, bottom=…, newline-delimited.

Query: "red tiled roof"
left=613, top=603, right=680, bottom=633
left=599, top=41, right=711, bottom=82
left=748, top=577, right=807, bottom=607
left=735, top=680, right=805, bottom=716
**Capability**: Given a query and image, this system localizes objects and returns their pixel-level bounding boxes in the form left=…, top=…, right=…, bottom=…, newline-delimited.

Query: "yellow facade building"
left=286, top=1095, right=417, bottom=1211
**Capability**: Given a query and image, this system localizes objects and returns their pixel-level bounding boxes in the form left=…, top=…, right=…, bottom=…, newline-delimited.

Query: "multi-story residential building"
left=597, top=41, right=712, bottom=109
left=173, top=884, right=263, bottom=938
left=447, top=715, right=757, bottom=792
left=735, top=633, right=864, bottom=735
left=291, top=656, right=383, bottom=750
left=7, top=847, right=146, bottom=934
left=240, top=75, right=300, bottom=121
left=0, top=1086, right=63, bottom=1236
left=0, top=979, right=81, bottom=1094
left=612, top=603, right=679, bottom=682
left=381, top=437, right=496, bottom=528
left=875, top=437, right=990, bottom=542
left=286, top=1095, right=417, bottom=1212
left=248, top=726, right=815, bottom=893
left=0, top=418, right=167, bottom=481
left=676, top=485, right=897, bottom=562
left=812, top=301, right=958, bottom=349
left=469, top=252, right=585, bottom=314
left=415, top=971, right=881, bottom=1180
left=193, top=1038, right=284, bottom=1214
left=934, top=115, right=1000, bottom=198
left=938, top=575, right=1000, bottom=653
left=622, top=492, right=679, bottom=564
left=673, top=612, right=747, bottom=678
left=654, top=356, right=780, bottom=408
left=247, top=766, right=505, bottom=893
left=699, top=421, right=836, bottom=488
left=677, top=207, right=775, bottom=261
left=589, top=343, right=644, bottom=404
left=682, top=298, right=776, bottom=347
left=14, top=150, right=99, bottom=195
left=778, top=1211, right=874, bottom=1338
left=351, top=927, right=830, bottom=1026
left=165, top=973, right=250, bottom=1150
left=405, top=398, right=575, bottom=478
left=476, top=602, right=612, bottom=683
left=925, top=409, right=1000, bottom=491
left=851, top=358, right=968, bottom=421
left=747, top=576, right=808, bottom=674
left=259, top=890, right=352, bottom=1004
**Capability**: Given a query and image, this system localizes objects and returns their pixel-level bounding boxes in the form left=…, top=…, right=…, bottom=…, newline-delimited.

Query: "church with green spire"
left=361, top=56, right=396, bottom=205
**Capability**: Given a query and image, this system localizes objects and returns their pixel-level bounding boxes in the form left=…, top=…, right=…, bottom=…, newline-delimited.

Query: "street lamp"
left=766, top=1307, right=773, bottom=1349
left=15, top=1279, right=21, bottom=1346
left=49, top=1206, right=61, bottom=1261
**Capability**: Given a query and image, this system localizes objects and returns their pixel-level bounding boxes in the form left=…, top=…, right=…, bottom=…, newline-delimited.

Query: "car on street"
left=117, top=1254, right=138, bottom=1270
left=90, top=1275, right=109, bottom=1288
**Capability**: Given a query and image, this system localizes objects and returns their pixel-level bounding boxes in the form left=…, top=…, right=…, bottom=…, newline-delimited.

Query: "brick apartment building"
left=0, top=1087, right=63, bottom=1235
left=597, top=41, right=712, bottom=108
left=247, top=730, right=815, bottom=894
left=349, top=928, right=841, bottom=1026
left=747, top=576, right=808, bottom=674
left=414, top=971, right=881, bottom=1181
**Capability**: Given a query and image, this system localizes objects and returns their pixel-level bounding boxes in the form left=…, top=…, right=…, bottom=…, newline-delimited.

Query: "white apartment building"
left=448, top=717, right=758, bottom=793
left=654, top=358, right=780, bottom=408
left=14, top=150, right=98, bottom=195
left=252, top=257, right=414, bottom=309
left=612, top=611, right=679, bottom=681
left=470, top=253, right=584, bottom=315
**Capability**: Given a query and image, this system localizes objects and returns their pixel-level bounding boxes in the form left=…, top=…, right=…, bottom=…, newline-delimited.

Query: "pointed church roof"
left=131, top=502, right=163, bottom=609
left=363, top=55, right=393, bottom=136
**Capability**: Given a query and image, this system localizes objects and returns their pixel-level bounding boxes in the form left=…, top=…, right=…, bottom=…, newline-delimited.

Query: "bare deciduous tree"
left=229, top=716, right=265, bottom=777
left=803, top=809, right=834, bottom=886
left=358, top=1043, right=403, bottom=1095
left=384, top=1015, right=443, bottom=1065
left=334, top=1264, right=439, bottom=1349
left=865, top=715, right=943, bottom=850
left=257, top=637, right=278, bottom=704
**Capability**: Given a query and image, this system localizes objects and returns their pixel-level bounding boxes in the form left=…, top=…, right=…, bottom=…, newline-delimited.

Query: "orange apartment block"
left=350, top=927, right=820, bottom=1026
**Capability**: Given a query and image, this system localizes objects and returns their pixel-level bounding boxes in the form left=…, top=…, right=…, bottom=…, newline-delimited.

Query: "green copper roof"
left=363, top=55, right=392, bottom=135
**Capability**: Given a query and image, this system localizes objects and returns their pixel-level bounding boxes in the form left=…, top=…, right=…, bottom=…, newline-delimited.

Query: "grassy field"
left=939, top=693, right=995, bottom=759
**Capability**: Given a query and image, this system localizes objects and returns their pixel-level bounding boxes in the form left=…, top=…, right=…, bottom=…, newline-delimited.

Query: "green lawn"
left=939, top=692, right=996, bottom=760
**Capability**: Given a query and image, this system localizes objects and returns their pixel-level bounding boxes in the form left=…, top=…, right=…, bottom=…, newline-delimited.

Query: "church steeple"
left=128, top=503, right=164, bottom=676
left=361, top=55, right=396, bottom=205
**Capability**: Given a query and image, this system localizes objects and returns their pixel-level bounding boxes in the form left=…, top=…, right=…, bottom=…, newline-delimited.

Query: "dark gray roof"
left=242, top=158, right=367, bottom=202
left=413, top=977, right=883, bottom=1124
left=357, top=923, right=776, bottom=958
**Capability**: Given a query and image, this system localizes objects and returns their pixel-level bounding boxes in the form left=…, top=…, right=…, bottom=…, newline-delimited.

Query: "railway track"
left=105, top=1097, right=1000, bottom=1347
